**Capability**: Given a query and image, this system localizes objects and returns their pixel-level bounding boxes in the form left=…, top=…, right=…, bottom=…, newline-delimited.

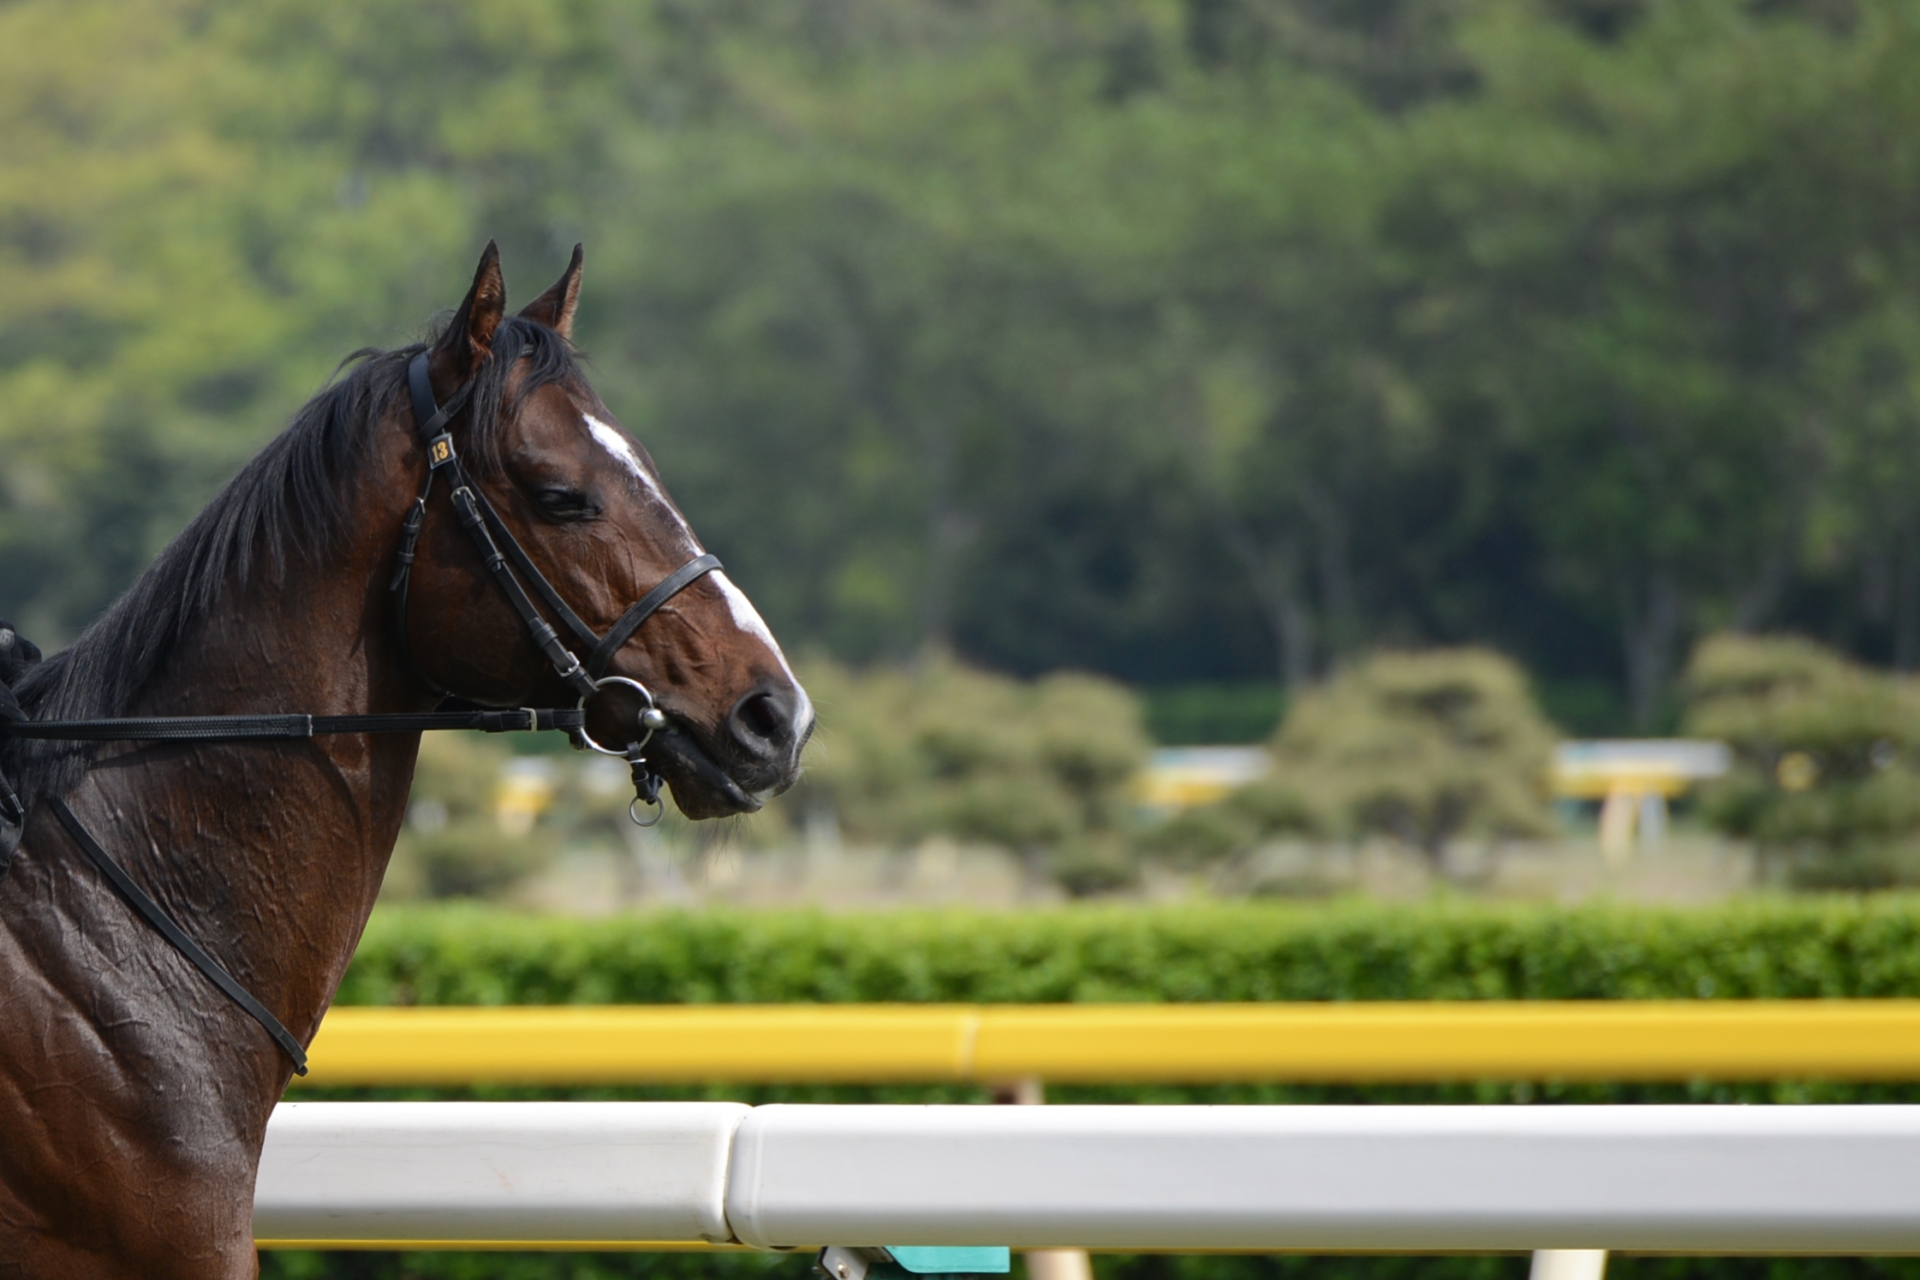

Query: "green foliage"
left=335, top=897, right=1920, bottom=1008
left=1685, top=634, right=1920, bottom=886
left=1141, top=776, right=1322, bottom=869
left=1289, top=649, right=1557, bottom=856
left=0, top=0, right=471, bottom=642
left=790, top=655, right=1150, bottom=893
left=1146, top=649, right=1557, bottom=867
left=1142, top=684, right=1287, bottom=745
left=386, top=734, right=554, bottom=902
left=394, top=822, right=543, bottom=902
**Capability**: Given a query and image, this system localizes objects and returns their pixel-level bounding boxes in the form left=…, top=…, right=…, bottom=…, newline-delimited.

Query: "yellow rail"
left=297, top=1001, right=1920, bottom=1086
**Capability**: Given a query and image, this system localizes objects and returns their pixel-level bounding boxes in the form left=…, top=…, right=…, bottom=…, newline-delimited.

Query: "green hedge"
left=267, top=901, right=1920, bottom=1280
left=337, top=898, right=1920, bottom=1007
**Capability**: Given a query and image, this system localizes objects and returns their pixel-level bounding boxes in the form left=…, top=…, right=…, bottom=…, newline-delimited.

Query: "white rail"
left=254, top=1102, right=743, bottom=1245
left=255, top=1103, right=1920, bottom=1253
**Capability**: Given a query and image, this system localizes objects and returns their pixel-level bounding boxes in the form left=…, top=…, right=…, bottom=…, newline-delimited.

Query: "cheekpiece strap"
left=406, top=352, right=469, bottom=469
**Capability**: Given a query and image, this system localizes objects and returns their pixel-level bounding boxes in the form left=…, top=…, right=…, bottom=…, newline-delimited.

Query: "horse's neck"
left=0, top=477, right=426, bottom=1258
left=99, top=489, right=428, bottom=1079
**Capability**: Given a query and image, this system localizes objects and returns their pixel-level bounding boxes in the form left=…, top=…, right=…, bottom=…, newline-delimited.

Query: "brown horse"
left=0, top=244, right=811, bottom=1277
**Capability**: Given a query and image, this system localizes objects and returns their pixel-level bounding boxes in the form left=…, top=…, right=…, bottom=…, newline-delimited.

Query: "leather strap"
left=407, top=351, right=475, bottom=447
left=0, top=707, right=585, bottom=743
left=588, top=553, right=722, bottom=677
left=314, top=708, right=582, bottom=735
left=444, top=478, right=597, bottom=698
left=387, top=472, right=446, bottom=697
left=49, top=798, right=309, bottom=1075
left=474, top=491, right=601, bottom=652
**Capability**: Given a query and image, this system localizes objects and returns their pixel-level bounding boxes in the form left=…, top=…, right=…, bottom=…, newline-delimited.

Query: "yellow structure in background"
left=494, top=757, right=556, bottom=836
left=1552, top=740, right=1730, bottom=866
left=1132, top=747, right=1272, bottom=812
left=1133, top=742, right=1732, bottom=870
left=298, top=1001, right=1920, bottom=1086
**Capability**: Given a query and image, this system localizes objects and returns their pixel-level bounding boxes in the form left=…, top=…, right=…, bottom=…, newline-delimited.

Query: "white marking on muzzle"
left=712, top=571, right=815, bottom=739
left=712, top=571, right=790, bottom=669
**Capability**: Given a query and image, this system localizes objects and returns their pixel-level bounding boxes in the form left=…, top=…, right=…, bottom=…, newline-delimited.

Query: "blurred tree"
left=1411, top=2, right=1891, bottom=726
left=788, top=653, right=1151, bottom=893
left=0, top=0, right=475, bottom=641
left=5, top=0, right=1920, bottom=729
left=1685, top=633, right=1920, bottom=886
left=386, top=733, right=553, bottom=901
left=1272, top=647, right=1558, bottom=865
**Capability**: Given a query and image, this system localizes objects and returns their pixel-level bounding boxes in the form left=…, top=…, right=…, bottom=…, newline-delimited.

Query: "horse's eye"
left=533, top=487, right=594, bottom=520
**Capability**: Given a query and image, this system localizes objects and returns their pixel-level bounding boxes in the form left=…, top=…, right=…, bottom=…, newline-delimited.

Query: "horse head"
left=400, top=244, right=812, bottom=819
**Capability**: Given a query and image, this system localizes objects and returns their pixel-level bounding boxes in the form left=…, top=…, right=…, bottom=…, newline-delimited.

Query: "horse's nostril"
left=730, top=688, right=794, bottom=752
left=742, top=694, right=782, bottom=738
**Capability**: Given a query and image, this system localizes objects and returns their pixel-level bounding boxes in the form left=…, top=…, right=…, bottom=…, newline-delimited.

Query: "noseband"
left=0, top=333, right=722, bottom=1074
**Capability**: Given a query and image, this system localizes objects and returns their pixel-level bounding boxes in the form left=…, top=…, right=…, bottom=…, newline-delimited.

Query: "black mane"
left=1, top=316, right=584, bottom=811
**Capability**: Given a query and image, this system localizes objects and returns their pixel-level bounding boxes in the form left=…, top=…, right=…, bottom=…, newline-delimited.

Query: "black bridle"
left=0, top=335, right=721, bottom=1074
left=391, top=336, right=721, bottom=793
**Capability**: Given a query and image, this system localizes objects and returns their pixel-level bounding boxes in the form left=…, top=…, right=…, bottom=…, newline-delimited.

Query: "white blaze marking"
left=583, top=413, right=648, bottom=483
left=713, top=571, right=788, bottom=667
left=713, top=571, right=814, bottom=734
left=583, top=413, right=695, bottom=538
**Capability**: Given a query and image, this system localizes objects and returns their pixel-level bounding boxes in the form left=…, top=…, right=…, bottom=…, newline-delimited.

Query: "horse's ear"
left=519, top=244, right=583, bottom=339
left=435, top=241, right=508, bottom=377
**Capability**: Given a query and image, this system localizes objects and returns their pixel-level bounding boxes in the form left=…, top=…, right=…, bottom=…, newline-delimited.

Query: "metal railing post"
left=1530, top=1250, right=1607, bottom=1280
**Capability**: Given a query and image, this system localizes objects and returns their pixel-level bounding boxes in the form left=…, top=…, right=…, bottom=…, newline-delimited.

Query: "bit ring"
left=575, top=675, right=666, bottom=758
